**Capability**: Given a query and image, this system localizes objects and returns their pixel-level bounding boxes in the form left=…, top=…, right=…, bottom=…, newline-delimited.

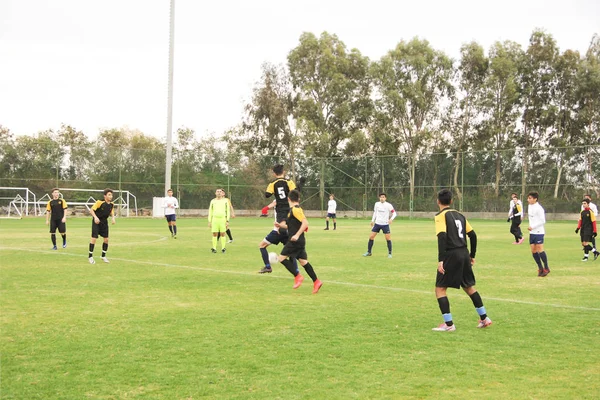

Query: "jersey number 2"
left=455, top=220, right=464, bottom=238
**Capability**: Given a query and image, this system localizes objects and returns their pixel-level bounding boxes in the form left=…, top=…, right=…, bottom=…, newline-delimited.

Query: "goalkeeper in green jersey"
left=208, top=188, right=230, bottom=253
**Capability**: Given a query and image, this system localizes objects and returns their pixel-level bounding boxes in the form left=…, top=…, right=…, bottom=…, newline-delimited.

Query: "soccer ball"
left=268, top=252, right=279, bottom=264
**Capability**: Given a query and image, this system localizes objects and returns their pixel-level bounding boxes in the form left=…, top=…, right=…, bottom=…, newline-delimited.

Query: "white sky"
left=1, top=0, right=598, bottom=140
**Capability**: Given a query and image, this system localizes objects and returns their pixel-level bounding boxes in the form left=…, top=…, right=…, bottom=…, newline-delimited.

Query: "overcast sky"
left=1, top=0, right=598, bottom=140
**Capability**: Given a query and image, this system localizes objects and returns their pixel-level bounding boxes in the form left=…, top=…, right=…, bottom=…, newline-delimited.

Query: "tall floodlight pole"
left=165, top=0, right=175, bottom=194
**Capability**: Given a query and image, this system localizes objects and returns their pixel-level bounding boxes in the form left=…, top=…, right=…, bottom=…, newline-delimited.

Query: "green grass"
left=1, top=216, right=599, bottom=399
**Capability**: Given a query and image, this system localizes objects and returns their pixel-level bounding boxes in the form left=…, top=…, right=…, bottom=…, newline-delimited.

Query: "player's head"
left=437, top=189, right=452, bottom=206
left=329, top=193, right=334, bottom=200
left=583, top=198, right=590, bottom=207
left=584, top=193, right=592, bottom=201
left=103, top=188, right=114, bottom=202
left=289, top=189, right=300, bottom=203
left=511, top=193, right=518, bottom=201
left=272, top=164, right=284, bottom=176
left=379, top=193, right=386, bottom=202
left=167, top=189, right=173, bottom=196
left=527, top=191, right=539, bottom=204
left=51, top=188, right=60, bottom=199
left=215, top=188, right=223, bottom=198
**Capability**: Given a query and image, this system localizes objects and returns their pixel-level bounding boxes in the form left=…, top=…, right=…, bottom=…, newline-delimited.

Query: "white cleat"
left=101, top=257, right=110, bottom=263
left=89, top=257, right=95, bottom=264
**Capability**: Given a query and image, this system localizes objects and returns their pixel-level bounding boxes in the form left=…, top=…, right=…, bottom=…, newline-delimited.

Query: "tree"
left=371, top=37, right=454, bottom=211
left=57, top=124, right=91, bottom=182
left=288, top=32, right=372, bottom=157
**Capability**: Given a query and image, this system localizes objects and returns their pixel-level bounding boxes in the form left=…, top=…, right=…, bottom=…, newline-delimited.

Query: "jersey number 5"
left=277, top=187, right=287, bottom=199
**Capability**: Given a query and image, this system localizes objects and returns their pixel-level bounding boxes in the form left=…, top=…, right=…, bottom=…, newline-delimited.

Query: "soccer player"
left=258, top=199, right=286, bottom=274
left=163, top=188, right=179, bottom=238
left=223, top=190, right=235, bottom=243
left=432, top=189, right=492, bottom=332
left=324, top=193, right=337, bottom=230
left=576, top=198, right=599, bottom=261
left=582, top=194, right=599, bottom=256
left=88, top=188, right=116, bottom=264
left=208, top=188, right=230, bottom=253
left=275, top=189, right=323, bottom=294
left=507, top=193, right=524, bottom=244
left=45, top=188, right=67, bottom=250
left=363, top=193, right=397, bottom=258
left=265, top=164, right=296, bottom=224
left=527, top=191, right=550, bottom=276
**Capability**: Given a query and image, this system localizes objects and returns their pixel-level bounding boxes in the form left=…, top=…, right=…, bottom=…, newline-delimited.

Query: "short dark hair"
left=528, top=191, right=539, bottom=200
left=289, top=189, right=300, bottom=202
left=167, top=188, right=173, bottom=192
left=379, top=192, right=387, bottom=197
left=584, top=193, right=592, bottom=199
left=583, top=198, right=590, bottom=204
left=511, top=193, right=518, bottom=197
left=52, top=188, right=59, bottom=192
left=438, top=188, right=452, bottom=206
left=103, top=188, right=113, bottom=196
left=272, top=164, right=284, bottom=176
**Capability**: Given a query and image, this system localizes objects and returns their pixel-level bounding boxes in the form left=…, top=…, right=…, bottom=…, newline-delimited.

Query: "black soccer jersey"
left=286, top=205, right=306, bottom=245
left=579, top=208, right=597, bottom=235
left=46, top=199, right=67, bottom=219
left=434, top=208, right=476, bottom=261
left=91, top=200, right=114, bottom=220
left=266, top=178, right=296, bottom=219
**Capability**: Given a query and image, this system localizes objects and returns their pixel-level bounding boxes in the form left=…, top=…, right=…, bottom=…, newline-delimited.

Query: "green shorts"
left=211, top=217, right=227, bottom=233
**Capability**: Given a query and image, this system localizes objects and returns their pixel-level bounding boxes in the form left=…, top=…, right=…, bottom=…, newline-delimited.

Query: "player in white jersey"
left=363, top=193, right=397, bottom=258
left=527, top=191, right=550, bottom=276
left=582, top=194, right=598, bottom=254
left=163, top=189, right=179, bottom=238
left=324, top=193, right=337, bottom=230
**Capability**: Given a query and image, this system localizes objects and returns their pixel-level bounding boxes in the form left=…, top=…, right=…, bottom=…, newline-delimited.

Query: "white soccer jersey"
left=527, top=202, right=546, bottom=235
left=163, top=196, right=179, bottom=216
left=581, top=201, right=598, bottom=216
left=327, top=200, right=337, bottom=214
left=372, top=201, right=397, bottom=225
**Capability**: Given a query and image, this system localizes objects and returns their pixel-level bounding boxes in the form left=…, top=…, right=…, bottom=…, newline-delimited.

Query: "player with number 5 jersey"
left=265, top=164, right=296, bottom=223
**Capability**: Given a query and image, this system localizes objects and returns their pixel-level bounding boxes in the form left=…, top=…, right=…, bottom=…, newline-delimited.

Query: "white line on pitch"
left=2, top=247, right=600, bottom=312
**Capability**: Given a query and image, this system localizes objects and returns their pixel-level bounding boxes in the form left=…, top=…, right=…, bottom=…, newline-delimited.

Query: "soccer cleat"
left=324, top=228, right=329, bottom=230
left=540, top=268, right=550, bottom=277
left=258, top=266, right=272, bottom=274
left=173, top=235, right=177, bottom=239
left=594, top=251, right=599, bottom=261
left=101, top=257, right=110, bottom=263
left=222, top=248, right=226, bottom=254
left=388, top=253, right=393, bottom=259
left=89, top=257, right=95, bottom=264
left=582, top=257, right=589, bottom=262
left=211, top=248, right=217, bottom=254
left=511, top=242, right=518, bottom=245
left=227, top=239, right=233, bottom=243
left=537, top=269, right=544, bottom=277
left=312, top=279, right=323, bottom=294
left=293, top=274, right=304, bottom=289
left=518, top=237, right=525, bottom=244
left=52, top=246, right=58, bottom=250
left=62, top=243, right=67, bottom=248
left=432, top=323, right=456, bottom=332
left=477, top=317, right=493, bottom=328
left=362, top=252, right=372, bottom=257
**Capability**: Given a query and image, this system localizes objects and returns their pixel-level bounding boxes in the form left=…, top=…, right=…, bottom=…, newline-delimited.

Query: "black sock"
left=367, top=239, right=374, bottom=253
left=173, top=225, right=177, bottom=235
left=89, top=243, right=95, bottom=257
left=469, top=291, right=487, bottom=320
left=437, top=296, right=453, bottom=326
left=226, top=229, right=233, bottom=240
left=532, top=252, right=543, bottom=269
left=539, top=251, right=549, bottom=269
left=62, top=234, right=66, bottom=245
left=102, top=243, right=108, bottom=257
left=260, top=247, right=270, bottom=266
left=302, top=262, right=318, bottom=282
left=326, top=221, right=329, bottom=229
left=168, top=225, right=173, bottom=234
left=387, top=240, right=392, bottom=254
left=51, top=234, right=56, bottom=246
left=333, top=222, right=336, bottom=229
left=281, top=259, right=298, bottom=276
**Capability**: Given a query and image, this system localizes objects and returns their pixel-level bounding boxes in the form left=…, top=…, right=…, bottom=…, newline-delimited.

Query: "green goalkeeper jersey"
left=208, top=198, right=230, bottom=221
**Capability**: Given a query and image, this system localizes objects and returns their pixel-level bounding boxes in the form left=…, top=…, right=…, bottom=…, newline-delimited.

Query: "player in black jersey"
left=88, top=188, right=116, bottom=264
left=576, top=198, right=598, bottom=261
left=45, top=188, right=67, bottom=250
left=274, top=190, right=323, bottom=293
left=432, top=189, right=492, bottom=332
left=265, top=164, right=296, bottom=223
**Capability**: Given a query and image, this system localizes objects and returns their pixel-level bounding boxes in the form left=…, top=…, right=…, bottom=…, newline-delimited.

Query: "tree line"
left=1, top=29, right=599, bottom=213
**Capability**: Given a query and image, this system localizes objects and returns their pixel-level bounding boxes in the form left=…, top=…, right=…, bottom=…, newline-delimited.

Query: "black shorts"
left=49, top=219, right=66, bottom=234
left=264, top=229, right=288, bottom=246
left=165, top=214, right=176, bottom=222
left=281, top=240, right=307, bottom=260
left=91, top=220, right=109, bottom=238
left=581, top=231, right=593, bottom=243
left=436, top=248, right=475, bottom=289
left=327, top=213, right=336, bottom=218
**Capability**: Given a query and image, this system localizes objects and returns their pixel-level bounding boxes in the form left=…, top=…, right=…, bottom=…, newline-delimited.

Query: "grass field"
left=1, top=216, right=599, bottom=399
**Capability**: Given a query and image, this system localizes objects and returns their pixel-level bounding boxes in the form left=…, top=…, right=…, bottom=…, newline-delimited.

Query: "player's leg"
left=432, top=286, right=455, bottom=331
left=333, top=216, right=336, bottom=230
left=89, top=222, right=99, bottom=264
left=325, top=216, right=329, bottom=230
left=59, top=221, right=67, bottom=248
left=219, top=231, right=227, bottom=253
left=582, top=240, right=590, bottom=261
left=101, top=236, right=110, bottom=263
left=299, top=254, right=323, bottom=293
left=226, top=228, right=233, bottom=242
left=384, top=229, right=392, bottom=258
left=364, top=229, right=378, bottom=256
left=537, top=242, right=549, bottom=275
left=463, top=285, right=492, bottom=328
left=166, top=216, right=173, bottom=235
left=49, top=220, right=57, bottom=249
left=530, top=237, right=544, bottom=275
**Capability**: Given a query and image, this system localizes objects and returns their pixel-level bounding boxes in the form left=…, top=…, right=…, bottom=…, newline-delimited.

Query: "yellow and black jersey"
left=578, top=208, right=597, bottom=234
left=46, top=199, right=67, bottom=219
left=511, top=203, right=522, bottom=219
left=434, top=208, right=477, bottom=261
left=266, top=178, right=296, bottom=210
left=91, top=200, right=114, bottom=220
left=286, top=205, right=306, bottom=243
